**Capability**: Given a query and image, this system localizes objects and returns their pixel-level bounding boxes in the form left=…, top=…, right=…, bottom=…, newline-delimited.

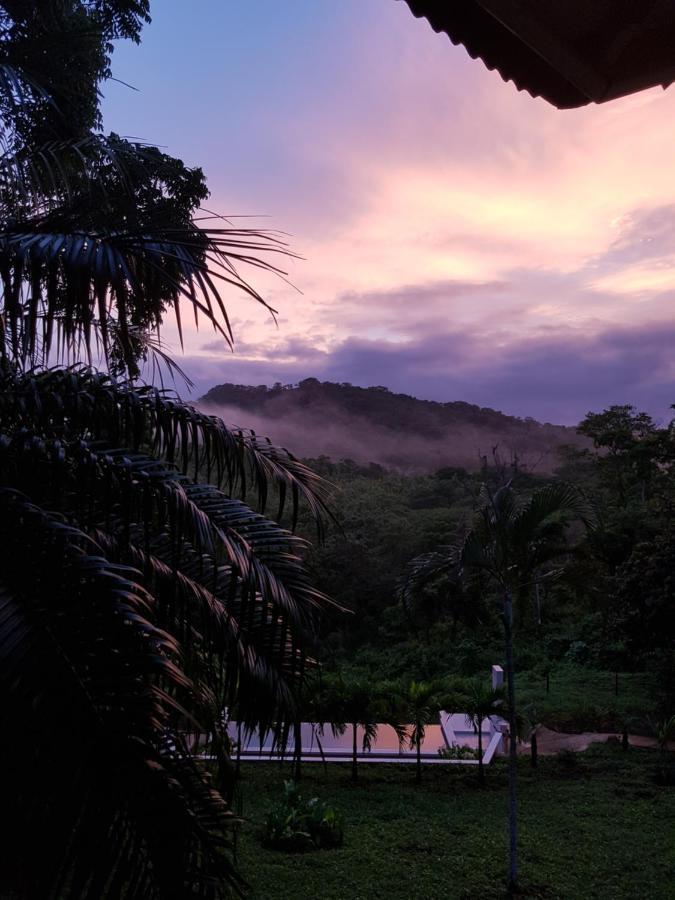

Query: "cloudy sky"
left=103, top=0, right=675, bottom=424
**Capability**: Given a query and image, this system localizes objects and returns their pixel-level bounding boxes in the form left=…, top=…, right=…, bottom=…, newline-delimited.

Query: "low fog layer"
left=198, top=398, right=582, bottom=475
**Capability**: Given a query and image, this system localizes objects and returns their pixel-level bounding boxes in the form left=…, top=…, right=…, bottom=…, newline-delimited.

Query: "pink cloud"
left=108, top=2, right=675, bottom=422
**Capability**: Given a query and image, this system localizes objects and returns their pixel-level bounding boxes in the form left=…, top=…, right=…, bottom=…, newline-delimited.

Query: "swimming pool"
left=226, top=712, right=505, bottom=765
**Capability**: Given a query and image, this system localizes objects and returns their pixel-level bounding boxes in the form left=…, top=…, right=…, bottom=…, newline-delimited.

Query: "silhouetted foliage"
left=0, top=4, right=329, bottom=897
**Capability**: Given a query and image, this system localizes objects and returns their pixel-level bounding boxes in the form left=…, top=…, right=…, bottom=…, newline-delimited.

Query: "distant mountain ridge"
left=199, top=378, right=588, bottom=474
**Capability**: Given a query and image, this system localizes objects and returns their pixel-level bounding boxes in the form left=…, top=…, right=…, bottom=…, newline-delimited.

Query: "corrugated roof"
left=402, top=0, right=675, bottom=109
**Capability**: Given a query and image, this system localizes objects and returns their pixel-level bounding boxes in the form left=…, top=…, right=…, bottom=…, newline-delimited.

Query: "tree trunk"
left=477, top=723, right=484, bottom=783
left=293, top=719, right=302, bottom=782
left=504, top=590, right=519, bottom=892
left=352, top=722, right=358, bottom=782
left=416, top=726, right=422, bottom=784
left=235, top=720, right=242, bottom=780
left=531, top=731, right=538, bottom=769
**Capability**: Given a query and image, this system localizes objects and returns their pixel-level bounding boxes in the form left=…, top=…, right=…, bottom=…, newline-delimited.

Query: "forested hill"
left=199, top=379, right=588, bottom=473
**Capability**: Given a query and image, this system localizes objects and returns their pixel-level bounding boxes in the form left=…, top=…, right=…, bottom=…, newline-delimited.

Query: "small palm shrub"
left=262, top=781, right=344, bottom=852
left=652, top=715, right=675, bottom=785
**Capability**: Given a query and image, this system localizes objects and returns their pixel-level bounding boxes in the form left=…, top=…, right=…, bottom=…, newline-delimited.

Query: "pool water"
left=228, top=714, right=494, bottom=759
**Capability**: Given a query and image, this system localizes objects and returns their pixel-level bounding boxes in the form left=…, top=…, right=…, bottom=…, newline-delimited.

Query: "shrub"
left=554, top=748, right=579, bottom=772
left=438, top=742, right=480, bottom=761
left=565, top=641, right=590, bottom=664
left=262, top=781, right=344, bottom=852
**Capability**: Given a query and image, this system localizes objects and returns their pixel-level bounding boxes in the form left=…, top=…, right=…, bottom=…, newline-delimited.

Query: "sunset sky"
left=103, top=0, right=675, bottom=424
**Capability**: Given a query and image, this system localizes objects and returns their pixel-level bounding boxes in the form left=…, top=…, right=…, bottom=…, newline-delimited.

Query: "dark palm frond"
left=234, top=428, right=334, bottom=534
left=72, top=440, right=330, bottom=627
left=510, top=482, right=597, bottom=545
left=0, top=134, right=155, bottom=209
left=0, top=127, right=298, bottom=375
left=182, top=483, right=333, bottom=617
left=0, top=489, right=245, bottom=899
left=458, top=481, right=595, bottom=588
left=399, top=545, right=459, bottom=613
left=404, top=481, right=594, bottom=614
left=0, top=400, right=332, bottom=736
left=0, top=220, right=295, bottom=369
left=460, top=526, right=502, bottom=582
left=90, top=529, right=302, bottom=733
left=0, top=60, right=49, bottom=114
left=0, top=365, right=332, bottom=530
left=0, top=430, right=328, bottom=639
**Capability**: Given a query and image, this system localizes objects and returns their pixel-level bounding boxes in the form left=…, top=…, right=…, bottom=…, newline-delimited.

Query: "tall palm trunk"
left=293, top=719, right=302, bottom=782
left=235, top=720, right=242, bottom=780
left=352, top=722, right=358, bottom=782
left=477, top=721, right=484, bottom=784
left=531, top=730, right=538, bottom=768
left=504, top=590, right=518, bottom=891
left=416, top=724, right=422, bottom=783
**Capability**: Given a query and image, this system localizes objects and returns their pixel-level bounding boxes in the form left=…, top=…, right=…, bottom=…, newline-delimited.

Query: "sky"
left=102, top=0, right=675, bottom=425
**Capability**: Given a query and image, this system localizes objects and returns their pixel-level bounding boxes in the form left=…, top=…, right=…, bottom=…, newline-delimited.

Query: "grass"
left=517, top=663, right=657, bottom=732
left=234, top=744, right=675, bottom=899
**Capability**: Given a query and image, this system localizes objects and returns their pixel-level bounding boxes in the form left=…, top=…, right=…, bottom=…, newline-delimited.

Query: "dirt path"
left=518, top=725, right=667, bottom=755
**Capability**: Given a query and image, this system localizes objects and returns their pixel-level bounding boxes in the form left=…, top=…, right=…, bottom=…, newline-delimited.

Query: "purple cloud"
left=602, top=205, right=675, bottom=266
left=180, top=318, right=675, bottom=426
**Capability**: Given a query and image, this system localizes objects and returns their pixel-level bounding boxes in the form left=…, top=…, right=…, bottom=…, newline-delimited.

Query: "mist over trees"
left=200, top=379, right=588, bottom=474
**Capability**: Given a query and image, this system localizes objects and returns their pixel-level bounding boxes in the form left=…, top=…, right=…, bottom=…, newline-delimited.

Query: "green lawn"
left=517, top=663, right=657, bottom=732
left=235, top=745, right=675, bottom=899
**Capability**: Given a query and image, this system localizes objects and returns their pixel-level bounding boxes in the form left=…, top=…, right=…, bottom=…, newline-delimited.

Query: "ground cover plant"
left=235, top=746, right=675, bottom=899
left=262, top=780, right=344, bottom=852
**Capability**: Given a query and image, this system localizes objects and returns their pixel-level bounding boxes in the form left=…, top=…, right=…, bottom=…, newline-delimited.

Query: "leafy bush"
left=438, top=742, right=480, bottom=761
left=554, top=748, right=579, bottom=772
left=565, top=640, right=590, bottom=664
left=262, top=781, right=344, bottom=852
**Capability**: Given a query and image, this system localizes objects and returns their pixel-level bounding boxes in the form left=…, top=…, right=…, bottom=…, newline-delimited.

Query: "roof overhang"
left=402, top=0, right=675, bottom=109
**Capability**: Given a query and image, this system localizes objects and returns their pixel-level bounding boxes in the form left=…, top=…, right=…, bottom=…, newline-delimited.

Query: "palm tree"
left=285, top=674, right=334, bottom=782
left=402, top=679, right=444, bottom=783
left=405, top=481, right=593, bottom=891
left=462, top=680, right=503, bottom=783
left=324, top=676, right=381, bottom=782
left=345, top=680, right=380, bottom=783
left=651, top=715, right=675, bottom=785
left=653, top=715, right=675, bottom=755
left=0, top=5, right=333, bottom=897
